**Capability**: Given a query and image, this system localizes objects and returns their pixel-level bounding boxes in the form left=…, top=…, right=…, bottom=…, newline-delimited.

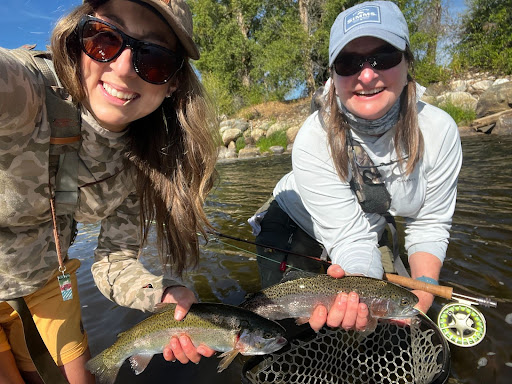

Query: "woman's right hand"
left=308, top=264, right=369, bottom=332
left=160, top=286, right=216, bottom=364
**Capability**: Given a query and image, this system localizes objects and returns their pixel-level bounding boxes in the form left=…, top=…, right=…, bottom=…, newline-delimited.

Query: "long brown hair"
left=50, top=0, right=219, bottom=276
left=323, top=46, right=423, bottom=181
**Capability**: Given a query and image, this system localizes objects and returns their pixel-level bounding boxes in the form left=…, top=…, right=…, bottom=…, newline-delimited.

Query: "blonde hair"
left=50, top=0, right=219, bottom=276
left=323, top=47, right=423, bottom=181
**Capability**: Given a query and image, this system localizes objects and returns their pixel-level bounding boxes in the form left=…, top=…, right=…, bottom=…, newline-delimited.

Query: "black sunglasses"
left=333, top=45, right=403, bottom=77
left=78, top=15, right=183, bottom=84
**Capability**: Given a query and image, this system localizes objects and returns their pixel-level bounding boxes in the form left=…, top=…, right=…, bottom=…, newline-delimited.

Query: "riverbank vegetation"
left=190, top=0, right=511, bottom=117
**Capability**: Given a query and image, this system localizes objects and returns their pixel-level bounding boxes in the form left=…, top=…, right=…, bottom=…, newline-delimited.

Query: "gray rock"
left=269, top=146, right=285, bottom=155
left=266, top=122, right=288, bottom=138
left=493, top=112, right=512, bottom=135
left=238, top=146, right=261, bottom=158
left=222, top=128, right=242, bottom=146
left=437, top=92, right=478, bottom=110
left=476, top=82, right=512, bottom=118
left=470, top=80, right=494, bottom=93
left=217, top=146, right=228, bottom=159
left=286, top=125, right=300, bottom=143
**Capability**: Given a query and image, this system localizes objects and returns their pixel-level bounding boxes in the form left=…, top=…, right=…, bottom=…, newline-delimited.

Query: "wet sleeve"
left=291, top=114, right=384, bottom=278
left=91, top=192, right=182, bottom=312
left=404, top=109, right=462, bottom=262
left=0, top=48, right=45, bottom=136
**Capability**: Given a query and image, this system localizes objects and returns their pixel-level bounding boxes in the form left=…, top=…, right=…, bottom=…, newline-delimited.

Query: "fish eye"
left=401, top=298, right=410, bottom=306
left=263, top=332, right=272, bottom=339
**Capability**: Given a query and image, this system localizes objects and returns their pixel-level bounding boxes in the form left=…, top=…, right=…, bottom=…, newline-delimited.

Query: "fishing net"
left=242, top=314, right=450, bottom=384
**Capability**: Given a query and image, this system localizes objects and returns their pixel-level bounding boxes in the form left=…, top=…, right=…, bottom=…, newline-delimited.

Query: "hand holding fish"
left=308, top=264, right=369, bottom=332
left=160, top=286, right=216, bottom=364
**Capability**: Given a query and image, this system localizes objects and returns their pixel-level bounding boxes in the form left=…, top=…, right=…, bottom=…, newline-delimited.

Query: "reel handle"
left=384, top=273, right=453, bottom=299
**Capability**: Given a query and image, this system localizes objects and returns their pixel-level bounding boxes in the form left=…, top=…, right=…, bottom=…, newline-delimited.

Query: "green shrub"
left=256, top=130, right=288, bottom=153
left=235, top=136, right=246, bottom=153
left=201, top=72, right=236, bottom=116
left=436, top=100, right=477, bottom=126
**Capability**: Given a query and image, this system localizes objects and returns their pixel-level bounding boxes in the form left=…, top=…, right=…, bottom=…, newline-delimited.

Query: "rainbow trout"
left=241, top=273, right=419, bottom=329
left=86, top=302, right=287, bottom=384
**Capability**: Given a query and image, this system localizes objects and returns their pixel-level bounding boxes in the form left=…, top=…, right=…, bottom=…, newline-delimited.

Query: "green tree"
left=191, top=0, right=459, bottom=114
left=451, top=0, right=512, bottom=74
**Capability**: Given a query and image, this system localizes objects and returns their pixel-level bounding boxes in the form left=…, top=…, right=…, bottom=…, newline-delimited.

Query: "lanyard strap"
left=49, top=193, right=66, bottom=275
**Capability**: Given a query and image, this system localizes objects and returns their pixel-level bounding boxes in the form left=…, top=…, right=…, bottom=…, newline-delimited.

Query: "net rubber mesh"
left=243, top=316, right=450, bottom=384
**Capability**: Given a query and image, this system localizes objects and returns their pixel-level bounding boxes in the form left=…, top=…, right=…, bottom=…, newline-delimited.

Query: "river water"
left=72, top=134, right=512, bottom=384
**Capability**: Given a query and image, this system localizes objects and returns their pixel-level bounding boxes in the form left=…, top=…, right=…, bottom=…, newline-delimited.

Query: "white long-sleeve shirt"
left=273, top=100, right=462, bottom=278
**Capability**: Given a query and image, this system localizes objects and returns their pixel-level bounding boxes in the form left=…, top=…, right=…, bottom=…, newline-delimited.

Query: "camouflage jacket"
left=0, top=47, right=179, bottom=312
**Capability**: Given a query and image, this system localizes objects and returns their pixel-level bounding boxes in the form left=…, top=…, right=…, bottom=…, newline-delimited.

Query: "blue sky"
left=0, top=0, right=468, bottom=50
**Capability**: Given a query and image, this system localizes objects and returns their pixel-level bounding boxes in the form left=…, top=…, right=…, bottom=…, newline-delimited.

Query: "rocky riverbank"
left=217, top=74, right=512, bottom=160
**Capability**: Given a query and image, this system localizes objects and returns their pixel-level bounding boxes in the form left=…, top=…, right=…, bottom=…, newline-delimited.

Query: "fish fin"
left=217, top=350, right=240, bottom=372
left=354, top=317, right=378, bottom=342
left=355, top=328, right=376, bottom=343
left=280, top=270, right=319, bottom=283
left=86, top=351, right=123, bottom=384
left=366, top=317, right=378, bottom=332
left=129, top=353, right=154, bottom=375
left=239, top=293, right=258, bottom=308
left=295, top=317, right=310, bottom=326
left=153, top=302, right=176, bottom=313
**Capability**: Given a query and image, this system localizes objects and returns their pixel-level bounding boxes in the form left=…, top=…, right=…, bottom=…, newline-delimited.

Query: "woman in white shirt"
left=253, top=0, right=462, bottom=332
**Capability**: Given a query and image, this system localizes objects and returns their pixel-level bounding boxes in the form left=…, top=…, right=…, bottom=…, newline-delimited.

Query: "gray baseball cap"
left=329, top=1, right=409, bottom=66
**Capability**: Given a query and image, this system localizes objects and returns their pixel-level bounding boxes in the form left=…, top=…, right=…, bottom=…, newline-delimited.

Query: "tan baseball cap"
left=84, top=0, right=199, bottom=59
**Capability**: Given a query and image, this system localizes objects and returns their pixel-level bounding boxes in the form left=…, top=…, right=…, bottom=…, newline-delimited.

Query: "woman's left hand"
left=308, top=264, right=370, bottom=332
left=160, top=286, right=216, bottom=364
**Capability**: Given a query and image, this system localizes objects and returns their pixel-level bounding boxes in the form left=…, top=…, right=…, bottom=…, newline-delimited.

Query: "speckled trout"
left=241, top=273, right=419, bottom=329
left=86, top=302, right=287, bottom=384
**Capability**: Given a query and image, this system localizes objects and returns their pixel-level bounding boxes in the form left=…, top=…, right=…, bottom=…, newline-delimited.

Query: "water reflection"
left=72, top=135, right=512, bottom=383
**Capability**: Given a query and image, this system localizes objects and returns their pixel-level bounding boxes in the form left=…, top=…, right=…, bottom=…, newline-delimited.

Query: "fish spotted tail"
left=85, top=351, right=123, bottom=384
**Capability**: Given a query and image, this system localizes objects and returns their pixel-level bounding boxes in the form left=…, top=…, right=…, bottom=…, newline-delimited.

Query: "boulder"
left=286, top=125, right=300, bottom=143
left=217, top=146, right=228, bottom=159
left=476, top=82, right=512, bottom=118
left=493, top=111, right=512, bottom=135
left=470, top=80, right=494, bottom=94
left=238, top=146, right=261, bottom=158
left=266, top=122, right=288, bottom=138
left=436, top=92, right=478, bottom=110
left=450, top=80, right=470, bottom=92
left=250, top=128, right=265, bottom=143
left=269, top=146, right=285, bottom=155
left=225, top=149, right=238, bottom=159
left=222, top=128, right=242, bottom=146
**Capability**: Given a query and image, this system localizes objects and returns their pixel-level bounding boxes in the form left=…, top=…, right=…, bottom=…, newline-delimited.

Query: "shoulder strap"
left=5, top=298, right=69, bottom=384
left=11, top=48, right=81, bottom=216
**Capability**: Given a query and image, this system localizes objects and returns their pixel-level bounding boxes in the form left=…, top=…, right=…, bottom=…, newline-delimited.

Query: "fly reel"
left=437, top=302, right=486, bottom=347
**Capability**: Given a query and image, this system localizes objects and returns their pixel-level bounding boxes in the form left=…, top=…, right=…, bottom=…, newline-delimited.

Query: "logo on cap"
left=344, top=5, right=381, bottom=32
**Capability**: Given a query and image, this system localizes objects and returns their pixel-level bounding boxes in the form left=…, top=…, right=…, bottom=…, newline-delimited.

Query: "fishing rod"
left=208, top=230, right=497, bottom=307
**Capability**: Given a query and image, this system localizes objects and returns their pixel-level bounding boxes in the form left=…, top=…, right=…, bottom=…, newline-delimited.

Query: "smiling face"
left=333, top=36, right=408, bottom=121
left=80, top=0, right=180, bottom=132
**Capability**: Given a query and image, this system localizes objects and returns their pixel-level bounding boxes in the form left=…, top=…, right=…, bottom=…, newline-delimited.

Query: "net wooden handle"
left=384, top=273, right=453, bottom=300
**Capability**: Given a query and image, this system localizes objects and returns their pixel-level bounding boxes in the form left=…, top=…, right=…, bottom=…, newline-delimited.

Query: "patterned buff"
left=336, top=96, right=401, bottom=136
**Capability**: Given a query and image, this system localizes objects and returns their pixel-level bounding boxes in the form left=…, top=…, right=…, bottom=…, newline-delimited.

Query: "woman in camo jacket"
left=0, top=1, right=218, bottom=382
